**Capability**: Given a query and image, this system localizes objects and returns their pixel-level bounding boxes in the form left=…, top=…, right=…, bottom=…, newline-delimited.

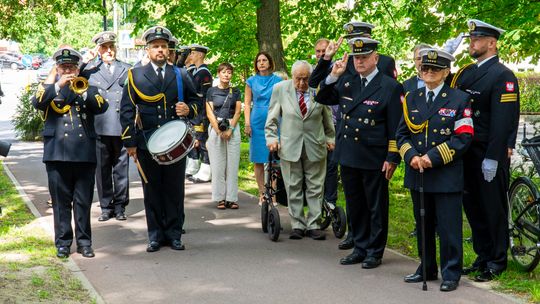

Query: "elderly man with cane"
left=396, top=48, right=474, bottom=292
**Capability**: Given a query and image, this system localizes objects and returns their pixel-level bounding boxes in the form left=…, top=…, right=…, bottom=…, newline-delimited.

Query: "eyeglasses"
left=421, top=66, right=444, bottom=73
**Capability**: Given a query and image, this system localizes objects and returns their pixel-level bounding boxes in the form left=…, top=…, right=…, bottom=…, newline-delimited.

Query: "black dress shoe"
left=306, top=229, right=326, bottom=240
left=461, top=264, right=484, bottom=275
left=338, top=235, right=354, bottom=250
left=404, top=273, right=438, bottom=283
left=98, top=212, right=113, bottom=222
left=56, top=246, right=70, bottom=258
left=289, top=229, right=305, bottom=240
left=170, top=239, right=185, bottom=250
left=115, top=211, right=127, bottom=221
left=474, top=269, right=499, bottom=282
left=440, top=280, right=459, bottom=292
left=77, top=246, right=95, bottom=258
left=340, top=252, right=365, bottom=265
left=362, top=256, right=382, bottom=269
left=146, top=241, right=161, bottom=252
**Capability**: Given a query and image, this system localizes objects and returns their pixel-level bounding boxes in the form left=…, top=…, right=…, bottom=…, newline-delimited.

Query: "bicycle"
left=508, top=128, right=540, bottom=272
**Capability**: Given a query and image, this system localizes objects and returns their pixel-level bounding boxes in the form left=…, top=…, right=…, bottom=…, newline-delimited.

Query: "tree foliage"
left=0, top=1, right=104, bottom=42
left=1, top=0, right=538, bottom=81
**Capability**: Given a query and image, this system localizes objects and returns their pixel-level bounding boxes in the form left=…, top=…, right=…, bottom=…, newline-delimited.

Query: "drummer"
left=120, top=26, right=201, bottom=252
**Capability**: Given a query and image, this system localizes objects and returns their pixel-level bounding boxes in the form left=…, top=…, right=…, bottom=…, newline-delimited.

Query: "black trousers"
left=138, top=149, right=186, bottom=243
left=341, top=166, right=388, bottom=258
left=46, top=162, right=96, bottom=248
left=411, top=191, right=463, bottom=281
left=463, top=153, right=509, bottom=272
left=96, top=135, right=129, bottom=213
left=324, top=149, right=338, bottom=203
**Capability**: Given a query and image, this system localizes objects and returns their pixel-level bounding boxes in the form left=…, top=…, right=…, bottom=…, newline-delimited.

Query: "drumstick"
left=135, top=160, right=149, bottom=184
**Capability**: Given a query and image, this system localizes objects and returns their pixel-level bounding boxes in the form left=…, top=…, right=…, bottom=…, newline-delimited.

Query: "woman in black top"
left=206, top=62, right=242, bottom=209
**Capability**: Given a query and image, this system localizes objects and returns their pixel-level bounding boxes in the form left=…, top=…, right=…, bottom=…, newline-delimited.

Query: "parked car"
left=36, top=59, right=55, bottom=82
left=30, top=53, right=47, bottom=69
left=0, top=54, right=25, bottom=70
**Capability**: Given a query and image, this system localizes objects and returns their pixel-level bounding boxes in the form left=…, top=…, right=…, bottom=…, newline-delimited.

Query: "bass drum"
left=147, top=120, right=194, bottom=165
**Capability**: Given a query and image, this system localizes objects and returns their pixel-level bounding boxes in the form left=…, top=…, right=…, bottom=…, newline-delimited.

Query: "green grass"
left=0, top=161, right=95, bottom=303
left=238, top=150, right=540, bottom=303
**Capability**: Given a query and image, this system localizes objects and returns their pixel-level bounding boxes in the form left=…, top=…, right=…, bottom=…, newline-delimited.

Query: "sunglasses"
left=421, top=65, right=444, bottom=73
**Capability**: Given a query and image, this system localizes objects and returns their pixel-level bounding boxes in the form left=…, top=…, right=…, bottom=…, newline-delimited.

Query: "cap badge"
left=469, top=21, right=476, bottom=31
left=347, top=24, right=354, bottom=33
left=62, top=49, right=71, bottom=57
left=103, top=33, right=110, bottom=40
left=354, top=40, right=363, bottom=48
left=427, top=50, right=438, bottom=60
left=156, top=27, right=163, bottom=34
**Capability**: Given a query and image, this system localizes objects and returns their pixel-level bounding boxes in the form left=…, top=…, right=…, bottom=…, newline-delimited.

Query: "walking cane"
left=419, top=167, right=427, bottom=291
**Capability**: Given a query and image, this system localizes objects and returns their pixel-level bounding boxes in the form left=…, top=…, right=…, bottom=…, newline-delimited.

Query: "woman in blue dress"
left=244, top=52, right=282, bottom=204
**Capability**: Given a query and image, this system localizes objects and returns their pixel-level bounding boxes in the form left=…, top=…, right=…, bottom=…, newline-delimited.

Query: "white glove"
left=443, top=33, right=464, bottom=55
left=481, top=158, right=498, bottom=182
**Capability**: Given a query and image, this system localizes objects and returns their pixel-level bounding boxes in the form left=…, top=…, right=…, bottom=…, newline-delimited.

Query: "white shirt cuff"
left=325, top=75, right=339, bottom=85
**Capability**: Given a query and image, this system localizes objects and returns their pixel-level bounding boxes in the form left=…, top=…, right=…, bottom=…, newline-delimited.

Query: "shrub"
left=517, top=73, right=540, bottom=113
left=12, top=83, right=44, bottom=141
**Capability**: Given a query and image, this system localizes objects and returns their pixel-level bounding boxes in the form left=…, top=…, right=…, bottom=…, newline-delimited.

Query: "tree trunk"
left=256, top=0, right=286, bottom=73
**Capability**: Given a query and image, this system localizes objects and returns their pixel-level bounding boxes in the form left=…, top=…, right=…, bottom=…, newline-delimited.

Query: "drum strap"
left=173, top=67, right=184, bottom=103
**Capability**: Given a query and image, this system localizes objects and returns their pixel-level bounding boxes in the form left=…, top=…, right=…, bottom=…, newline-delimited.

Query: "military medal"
left=364, top=118, right=369, bottom=124
left=370, top=120, right=375, bottom=126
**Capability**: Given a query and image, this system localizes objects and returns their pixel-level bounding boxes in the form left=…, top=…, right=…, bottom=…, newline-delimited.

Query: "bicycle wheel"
left=508, top=177, right=540, bottom=272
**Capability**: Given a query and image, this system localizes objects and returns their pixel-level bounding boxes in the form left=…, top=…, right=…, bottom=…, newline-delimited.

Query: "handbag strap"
left=215, top=87, right=233, bottom=119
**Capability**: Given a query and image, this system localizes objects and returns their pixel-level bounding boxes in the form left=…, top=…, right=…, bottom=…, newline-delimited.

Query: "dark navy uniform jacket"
left=32, top=84, right=108, bottom=163
left=309, top=54, right=397, bottom=89
left=315, top=70, right=403, bottom=170
left=120, top=63, right=201, bottom=150
left=396, top=84, right=473, bottom=192
left=450, top=56, right=520, bottom=163
left=81, top=59, right=131, bottom=136
left=403, top=75, right=424, bottom=94
left=190, top=64, right=213, bottom=135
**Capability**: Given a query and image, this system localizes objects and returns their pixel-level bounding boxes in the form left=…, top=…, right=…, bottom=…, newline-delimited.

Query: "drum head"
left=147, top=120, right=187, bottom=154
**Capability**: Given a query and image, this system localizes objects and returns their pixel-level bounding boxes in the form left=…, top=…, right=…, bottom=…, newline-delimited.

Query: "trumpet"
left=69, top=76, right=89, bottom=95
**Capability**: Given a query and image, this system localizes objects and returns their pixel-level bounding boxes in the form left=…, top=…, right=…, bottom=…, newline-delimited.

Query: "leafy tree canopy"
left=2, top=0, right=538, bottom=81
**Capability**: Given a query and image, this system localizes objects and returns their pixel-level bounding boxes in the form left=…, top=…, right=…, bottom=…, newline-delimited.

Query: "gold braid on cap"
left=450, top=63, right=475, bottom=88
left=402, top=92, right=428, bottom=134
left=127, top=69, right=168, bottom=116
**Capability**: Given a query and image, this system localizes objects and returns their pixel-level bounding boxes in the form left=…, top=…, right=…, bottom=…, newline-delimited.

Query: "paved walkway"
left=1, top=70, right=519, bottom=304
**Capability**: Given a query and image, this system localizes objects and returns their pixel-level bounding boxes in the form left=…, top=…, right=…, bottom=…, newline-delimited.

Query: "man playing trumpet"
left=32, top=47, right=108, bottom=259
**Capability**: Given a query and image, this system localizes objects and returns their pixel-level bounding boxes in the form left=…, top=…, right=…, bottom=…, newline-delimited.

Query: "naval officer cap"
left=419, top=48, right=455, bottom=69
left=142, top=26, right=172, bottom=44
left=92, top=31, right=117, bottom=45
left=343, top=21, right=375, bottom=39
left=53, top=47, right=83, bottom=65
left=348, top=37, right=379, bottom=56
left=168, top=37, right=178, bottom=50
left=189, top=44, right=209, bottom=54
left=466, top=19, right=505, bottom=39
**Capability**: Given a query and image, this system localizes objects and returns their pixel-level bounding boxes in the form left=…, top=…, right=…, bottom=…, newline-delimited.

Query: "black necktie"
left=427, top=91, right=434, bottom=108
left=157, top=67, right=164, bottom=84
left=106, top=63, right=112, bottom=74
left=361, top=77, right=367, bottom=90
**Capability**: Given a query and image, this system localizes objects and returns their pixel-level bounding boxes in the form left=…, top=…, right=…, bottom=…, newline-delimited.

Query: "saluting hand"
left=324, top=37, right=344, bottom=60
left=330, top=53, right=348, bottom=78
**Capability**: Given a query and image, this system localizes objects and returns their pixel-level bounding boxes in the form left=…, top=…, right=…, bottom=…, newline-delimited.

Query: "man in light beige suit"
left=265, top=60, right=335, bottom=240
